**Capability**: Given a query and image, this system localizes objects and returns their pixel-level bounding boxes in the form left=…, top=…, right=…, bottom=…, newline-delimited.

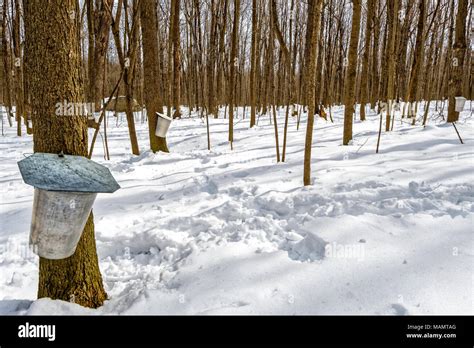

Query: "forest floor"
left=0, top=102, right=473, bottom=314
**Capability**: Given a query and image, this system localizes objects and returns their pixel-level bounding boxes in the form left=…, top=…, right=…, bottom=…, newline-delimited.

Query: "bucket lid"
left=156, top=112, right=172, bottom=121
left=18, top=152, right=120, bottom=193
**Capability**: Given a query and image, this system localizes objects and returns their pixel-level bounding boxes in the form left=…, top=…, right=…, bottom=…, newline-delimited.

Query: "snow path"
left=0, top=104, right=472, bottom=314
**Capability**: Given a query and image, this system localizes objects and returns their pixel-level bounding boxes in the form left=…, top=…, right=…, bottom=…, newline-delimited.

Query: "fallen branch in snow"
left=356, top=137, right=369, bottom=153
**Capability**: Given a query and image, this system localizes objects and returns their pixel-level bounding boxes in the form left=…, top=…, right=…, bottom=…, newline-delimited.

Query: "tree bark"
left=123, top=0, right=140, bottom=155
left=228, top=0, right=240, bottom=148
left=359, top=0, right=375, bottom=121
left=207, top=0, right=218, bottom=117
left=141, top=0, right=168, bottom=152
left=396, top=1, right=414, bottom=105
left=1, top=0, right=14, bottom=126
left=172, top=0, right=181, bottom=118
left=447, top=0, right=468, bottom=123
left=369, top=1, right=380, bottom=108
left=303, top=0, right=323, bottom=186
left=249, top=0, right=257, bottom=128
left=12, top=0, right=24, bottom=136
left=110, top=0, right=140, bottom=155
left=86, top=0, right=94, bottom=103
left=406, top=0, right=426, bottom=123
left=92, top=0, right=113, bottom=112
left=216, top=0, right=228, bottom=110
left=343, top=0, right=361, bottom=145
left=385, top=0, right=399, bottom=131
left=24, top=0, right=107, bottom=308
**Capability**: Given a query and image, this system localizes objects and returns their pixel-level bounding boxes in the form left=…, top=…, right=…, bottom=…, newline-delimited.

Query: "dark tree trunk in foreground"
left=24, top=0, right=107, bottom=308
left=141, top=0, right=168, bottom=152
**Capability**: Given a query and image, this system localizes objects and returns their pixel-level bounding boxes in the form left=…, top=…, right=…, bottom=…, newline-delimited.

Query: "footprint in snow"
left=194, top=166, right=210, bottom=173
left=193, top=175, right=219, bottom=195
left=287, top=233, right=327, bottom=262
left=232, top=170, right=250, bottom=178
left=391, top=303, right=409, bottom=315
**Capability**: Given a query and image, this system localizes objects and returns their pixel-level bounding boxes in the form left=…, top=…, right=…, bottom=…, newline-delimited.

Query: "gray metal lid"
left=18, top=152, right=120, bottom=193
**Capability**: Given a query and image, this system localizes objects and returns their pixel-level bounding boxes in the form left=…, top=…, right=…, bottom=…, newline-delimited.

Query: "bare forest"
left=0, top=0, right=472, bottom=319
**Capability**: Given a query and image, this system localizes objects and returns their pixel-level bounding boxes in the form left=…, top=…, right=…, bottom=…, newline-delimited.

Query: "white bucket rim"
left=156, top=112, right=172, bottom=121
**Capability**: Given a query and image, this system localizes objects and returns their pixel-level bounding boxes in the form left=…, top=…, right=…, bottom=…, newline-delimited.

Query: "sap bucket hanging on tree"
left=155, top=112, right=172, bottom=138
left=454, top=96, right=467, bottom=112
left=18, top=152, right=120, bottom=260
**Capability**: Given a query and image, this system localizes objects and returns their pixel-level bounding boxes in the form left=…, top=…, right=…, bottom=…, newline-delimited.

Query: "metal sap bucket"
left=155, top=112, right=172, bottom=138
left=30, top=189, right=97, bottom=259
left=18, top=152, right=120, bottom=260
left=454, top=97, right=467, bottom=112
left=392, top=101, right=401, bottom=112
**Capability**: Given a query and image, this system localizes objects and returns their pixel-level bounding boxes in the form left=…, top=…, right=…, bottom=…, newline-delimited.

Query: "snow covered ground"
left=0, top=102, right=473, bottom=315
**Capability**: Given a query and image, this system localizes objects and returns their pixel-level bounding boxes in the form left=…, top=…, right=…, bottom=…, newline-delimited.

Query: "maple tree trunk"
left=303, top=0, right=323, bottom=186
left=228, top=0, right=240, bottom=148
left=447, top=0, right=468, bottom=123
left=24, top=0, right=107, bottom=308
left=141, top=0, right=168, bottom=152
left=359, top=0, right=375, bottom=121
left=342, top=0, right=362, bottom=145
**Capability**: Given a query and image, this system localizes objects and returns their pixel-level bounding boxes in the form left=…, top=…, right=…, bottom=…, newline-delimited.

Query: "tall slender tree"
left=207, top=0, right=218, bottom=118
left=406, top=0, right=426, bottom=124
left=447, top=0, right=468, bottom=123
left=171, top=0, right=181, bottom=119
left=123, top=0, right=140, bottom=155
left=385, top=0, right=399, bottom=131
left=303, top=0, right=323, bottom=186
left=249, top=0, right=257, bottom=128
left=359, top=0, right=375, bottom=121
left=228, top=0, right=240, bottom=149
left=91, top=0, right=113, bottom=112
left=12, top=0, right=23, bottom=135
left=141, top=0, right=168, bottom=152
left=343, top=0, right=362, bottom=145
left=1, top=0, right=14, bottom=126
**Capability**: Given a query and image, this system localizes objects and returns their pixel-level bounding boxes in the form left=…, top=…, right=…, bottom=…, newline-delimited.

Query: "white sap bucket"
left=454, top=97, right=467, bottom=112
left=93, top=111, right=101, bottom=123
left=155, top=112, right=172, bottom=138
left=393, top=101, right=401, bottom=111
left=30, top=189, right=97, bottom=259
